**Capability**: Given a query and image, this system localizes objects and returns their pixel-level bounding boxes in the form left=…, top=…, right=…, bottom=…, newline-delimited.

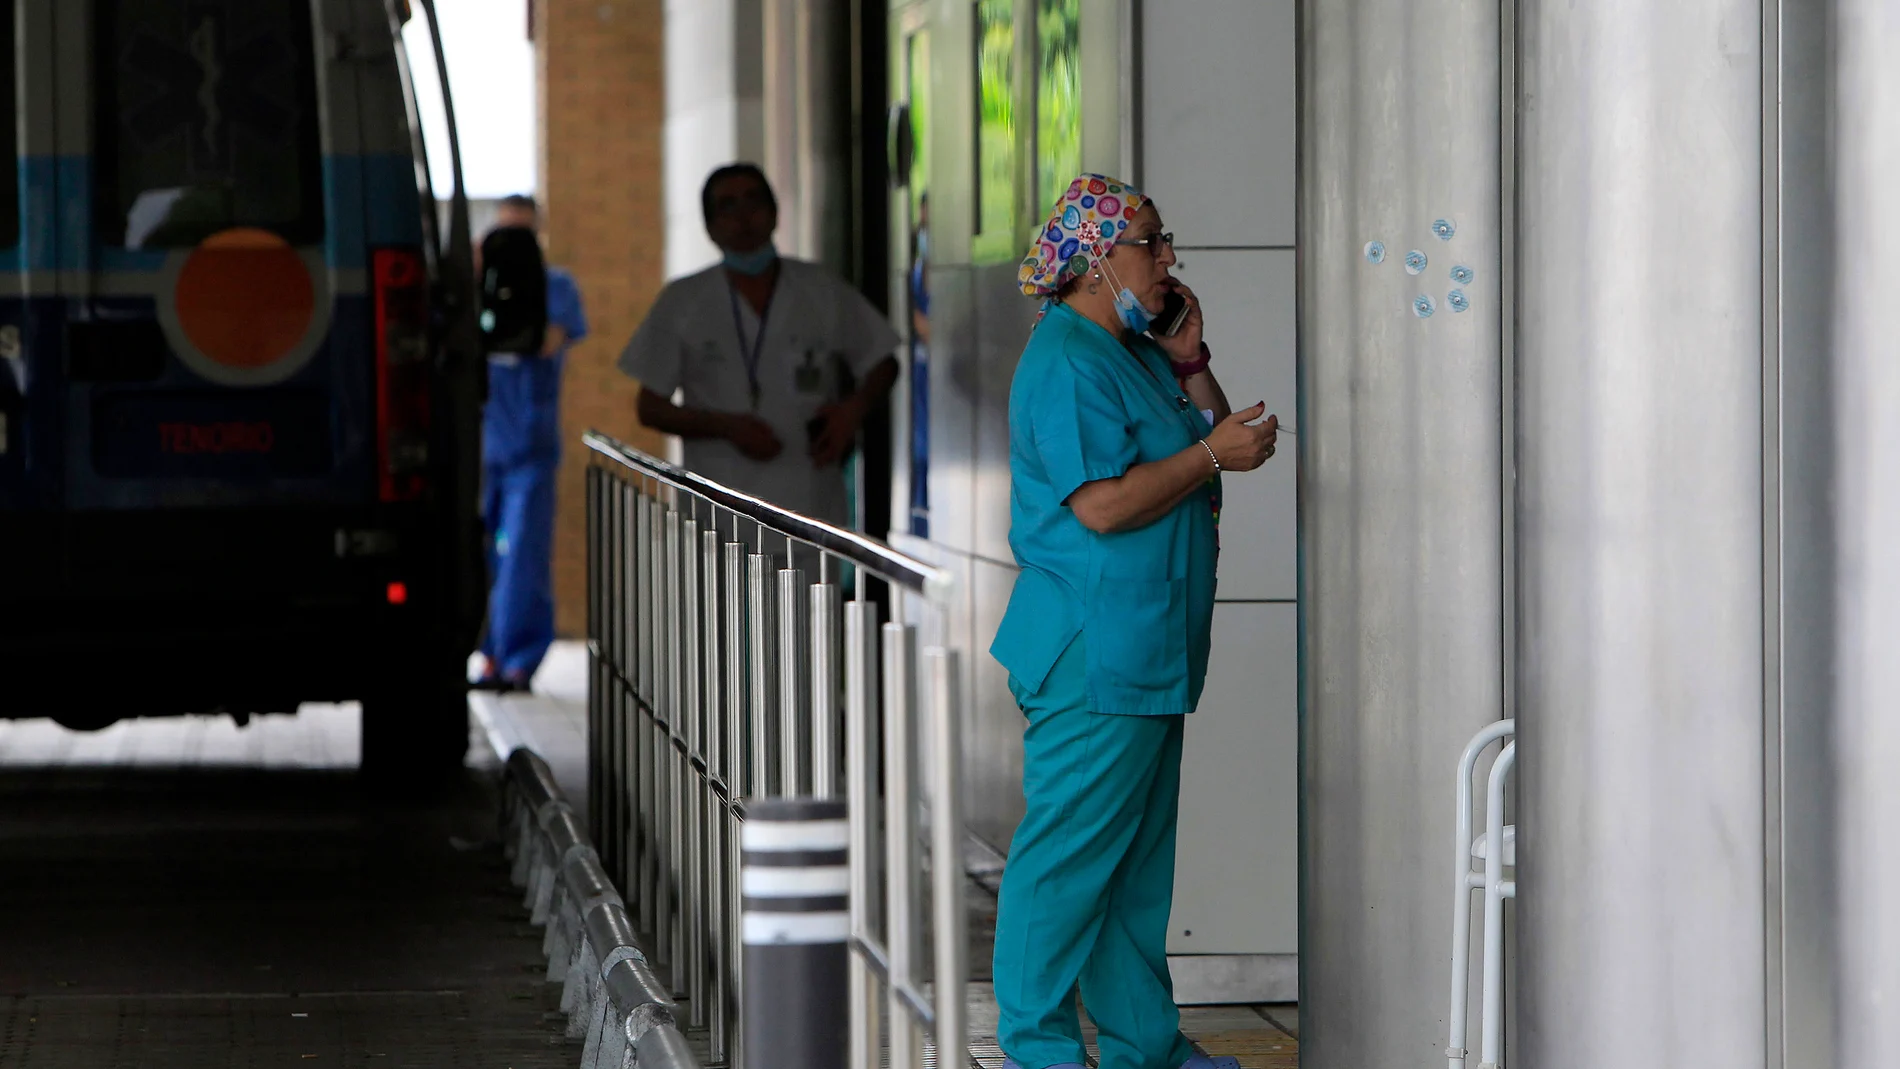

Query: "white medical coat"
left=618, top=259, right=900, bottom=524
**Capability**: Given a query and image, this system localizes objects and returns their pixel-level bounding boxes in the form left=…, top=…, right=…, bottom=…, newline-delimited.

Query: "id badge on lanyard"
left=729, top=284, right=774, bottom=411
left=794, top=350, right=824, bottom=394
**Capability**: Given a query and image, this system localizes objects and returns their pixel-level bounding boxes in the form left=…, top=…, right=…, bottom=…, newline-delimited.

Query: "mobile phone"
left=1155, top=287, right=1192, bottom=338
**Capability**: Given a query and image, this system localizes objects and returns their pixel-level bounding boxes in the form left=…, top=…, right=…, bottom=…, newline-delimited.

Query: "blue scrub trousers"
left=480, top=462, right=557, bottom=682
left=994, top=635, right=1196, bottom=1069
left=481, top=353, right=565, bottom=684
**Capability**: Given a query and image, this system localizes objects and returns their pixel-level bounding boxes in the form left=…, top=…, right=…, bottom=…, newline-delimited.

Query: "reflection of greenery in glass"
left=908, top=33, right=929, bottom=216
left=976, top=0, right=1013, bottom=238
left=1037, top=0, right=1081, bottom=219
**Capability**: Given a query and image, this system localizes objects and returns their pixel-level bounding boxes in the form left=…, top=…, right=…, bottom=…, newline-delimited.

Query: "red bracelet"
left=1171, top=342, right=1211, bottom=379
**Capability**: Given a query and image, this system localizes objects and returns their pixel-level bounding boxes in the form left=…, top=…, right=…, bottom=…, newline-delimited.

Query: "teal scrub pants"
left=994, top=635, right=1195, bottom=1069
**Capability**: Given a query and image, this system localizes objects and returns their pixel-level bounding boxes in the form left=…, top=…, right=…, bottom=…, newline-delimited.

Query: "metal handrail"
left=583, top=430, right=967, bottom=1068
left=583, top=431, right=952, bottom=599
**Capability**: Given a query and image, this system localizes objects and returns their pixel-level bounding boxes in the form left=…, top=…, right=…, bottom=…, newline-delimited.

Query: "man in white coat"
left=618, top=164, right=900, bottom=526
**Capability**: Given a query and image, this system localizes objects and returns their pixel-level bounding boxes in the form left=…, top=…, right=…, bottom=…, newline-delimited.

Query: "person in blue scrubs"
left=990, top=174, right=1279, bottom=1069
left=475, top=194, right=588, bottom=693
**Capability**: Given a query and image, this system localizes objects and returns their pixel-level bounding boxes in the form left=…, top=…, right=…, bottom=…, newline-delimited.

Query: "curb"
left=500, top=747, right=701, bottom=1069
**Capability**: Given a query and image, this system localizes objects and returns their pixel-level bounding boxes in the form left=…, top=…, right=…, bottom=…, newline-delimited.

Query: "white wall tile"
left=1172, top=248, right=1297, bottom=601
left=1141, top=0, right=1297, bottom=248
left=1170, top=602, right=1299, bottom=955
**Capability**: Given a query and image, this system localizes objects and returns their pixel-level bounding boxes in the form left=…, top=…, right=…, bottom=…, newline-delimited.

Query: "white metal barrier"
left=1448, top=719, right=1516, bottom=1069
left=584, top=431, right=966, bottom=1068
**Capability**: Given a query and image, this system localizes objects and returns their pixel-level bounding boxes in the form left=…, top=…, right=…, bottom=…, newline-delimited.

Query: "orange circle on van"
left=173, top=228, right=316, bottom=370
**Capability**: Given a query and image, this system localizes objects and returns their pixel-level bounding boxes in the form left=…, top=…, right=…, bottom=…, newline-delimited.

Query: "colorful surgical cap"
left=1018, top=173, right=1149, bottom=297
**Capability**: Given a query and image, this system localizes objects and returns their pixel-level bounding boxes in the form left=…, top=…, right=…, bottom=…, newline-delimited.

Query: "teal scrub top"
left=989, top=302, right=1222, bottom=717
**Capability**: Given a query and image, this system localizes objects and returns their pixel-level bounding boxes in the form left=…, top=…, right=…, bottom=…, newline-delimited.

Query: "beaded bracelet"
left=1171, top=342, right=1212, bottom=379
left=1199, top=439, right=1221, bottom=472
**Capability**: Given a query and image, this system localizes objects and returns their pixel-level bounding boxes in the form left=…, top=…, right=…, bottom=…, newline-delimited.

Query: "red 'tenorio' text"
left=157, top=421, right=276, bottom=455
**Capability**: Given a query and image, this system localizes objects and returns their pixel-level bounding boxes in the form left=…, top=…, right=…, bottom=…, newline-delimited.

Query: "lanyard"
left=728, top=282, right=776, bottom=410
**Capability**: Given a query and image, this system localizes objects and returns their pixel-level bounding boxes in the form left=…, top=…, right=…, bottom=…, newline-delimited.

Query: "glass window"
left=907, top=33, right=929, bottom=214
left=94, top=0, right=324, bottom=249
left=1036, top=0, right=1080, bottom=220
left=974, top=0, right=1014, bottom=241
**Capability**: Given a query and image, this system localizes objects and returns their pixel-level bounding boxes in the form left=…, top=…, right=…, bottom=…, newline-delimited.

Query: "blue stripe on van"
left=57, top=155, right=89, bottom=273
left=359, top=153, right=427, bottom=251
left=100, top=248, right=170, bottom=273
left=323, top=155, right=367, bottom=269
left=5, top=153, right=426, bottom=275
left=321, top=153, right=427, bottom=268
left=19, top=156, right=59, bottom=273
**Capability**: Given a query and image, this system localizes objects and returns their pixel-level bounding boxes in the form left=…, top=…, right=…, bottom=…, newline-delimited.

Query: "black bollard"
left=742, top=797, right=850, bottom=1068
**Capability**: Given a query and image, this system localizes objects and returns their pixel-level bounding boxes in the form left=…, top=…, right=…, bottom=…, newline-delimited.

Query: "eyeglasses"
left=1120, top=231, right=1175, bottom=257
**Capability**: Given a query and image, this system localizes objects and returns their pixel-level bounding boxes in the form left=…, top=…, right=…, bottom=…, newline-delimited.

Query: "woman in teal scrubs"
left=990, top=175, right=1279, bottom=1069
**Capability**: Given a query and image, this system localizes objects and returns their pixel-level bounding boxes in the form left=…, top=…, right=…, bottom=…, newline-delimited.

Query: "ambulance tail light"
left=373, top=247, right=430, bottom=503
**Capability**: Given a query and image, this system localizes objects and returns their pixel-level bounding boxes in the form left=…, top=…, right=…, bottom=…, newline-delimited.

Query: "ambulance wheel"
left=360, top=682, right=470, bottom=786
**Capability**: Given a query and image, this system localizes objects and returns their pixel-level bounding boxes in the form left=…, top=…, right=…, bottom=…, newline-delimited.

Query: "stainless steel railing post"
left=777, top=564, right=810, bottom=796
left=631, top=488, right=650, bottom=907
left=616, top=481, right=631, bottom=893
left=701, top=524, right=728, bottom=1059
left=723, top=539, right=748, bottom=798
left=681, top=516, right=706, bottom=1023
left=597, top=474, right=614, bottom=871
left=588, top=468, right=604, bottom=842
left=883, top=621, right=921, bottom=1069
left=747, top=552, right=779, bottom=798
left=617, top=479, right=637, bottom=892
left=727, top=800, right=745, bottom=1069
left=926, top=647, right=966, bottom=1064
left=810, top=579, right=841, bottom=800
left=608, top=472, right=626, bottom=876
left=723, top=537, right=749, bottom=1065
left=663, top=507, right=684, bottom=981
left=646, top=493, right=667, bottom=950
left=637, top=487, right=653, bottom=698
left=845, top=598, right=882, bottom=1069
left=586, top=466, right=601, bottom=834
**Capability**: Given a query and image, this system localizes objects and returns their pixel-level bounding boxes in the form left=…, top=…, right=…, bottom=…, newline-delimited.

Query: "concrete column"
left=1515, top=2, right=1766, bottom=1065
left=1296, top=0, right=1505, bottom=1062
left=1831, top=1, right=1900, bottom=1065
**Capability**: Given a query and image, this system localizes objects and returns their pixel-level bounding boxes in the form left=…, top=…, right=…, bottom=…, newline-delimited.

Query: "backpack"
left=479, top=226, right=549, bottom=356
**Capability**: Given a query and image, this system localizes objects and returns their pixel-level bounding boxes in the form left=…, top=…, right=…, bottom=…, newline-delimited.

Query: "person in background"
left=989, top=174, right=1278, bottom=1069
left=618, top=164, right=899, bottom=526
left=474, top=194, right=588, bottom=694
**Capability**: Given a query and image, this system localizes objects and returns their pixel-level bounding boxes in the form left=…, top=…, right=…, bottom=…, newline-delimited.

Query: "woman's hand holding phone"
left=1152, top=279, right=1204, bottom=363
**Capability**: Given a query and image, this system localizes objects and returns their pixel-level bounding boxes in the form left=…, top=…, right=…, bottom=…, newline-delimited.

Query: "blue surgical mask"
left=723, top=243, right=779, bottom=276
left=1104, top=260, right=1155, bottom=332
left=1115, top=287, right=1155, bottom=333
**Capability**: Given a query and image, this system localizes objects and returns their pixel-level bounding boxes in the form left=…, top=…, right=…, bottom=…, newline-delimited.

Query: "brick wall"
left=536, top=0, right=669, bottom=638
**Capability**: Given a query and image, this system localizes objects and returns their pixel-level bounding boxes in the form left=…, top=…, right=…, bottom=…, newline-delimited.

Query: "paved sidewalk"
left=468, top=641, right=589, bottom=820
